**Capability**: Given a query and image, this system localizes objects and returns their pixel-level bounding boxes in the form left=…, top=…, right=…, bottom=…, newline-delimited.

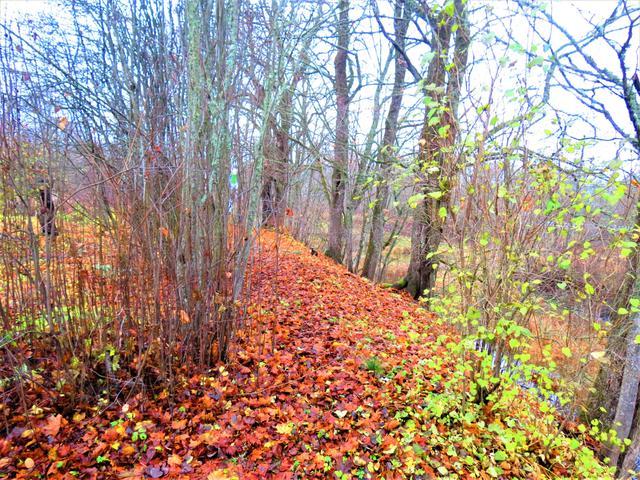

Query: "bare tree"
left=327, top=0, right=350, bottom=263
left=362, top=0, right=412, bottom=280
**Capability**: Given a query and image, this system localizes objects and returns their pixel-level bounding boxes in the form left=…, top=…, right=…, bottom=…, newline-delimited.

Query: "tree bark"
left=261, top=76, right=298, bottom=228
left=405, top=0, right=469, bottom=299
left=609, top=308, right=640, bottom=470
left=326, top=0, right=349, bottom=263
left=362, top=0, right=410, bottom=281
left=37, top=178, right=57, bottom=236
left=620, top=418, right=640, bottom=478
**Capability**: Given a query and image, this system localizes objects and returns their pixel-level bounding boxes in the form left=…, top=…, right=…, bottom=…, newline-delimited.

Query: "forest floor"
left=1, top=231, right=606, bottom=479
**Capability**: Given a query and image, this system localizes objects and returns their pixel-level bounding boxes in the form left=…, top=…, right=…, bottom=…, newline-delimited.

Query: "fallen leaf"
left=24, top=458, right=34, bottom=469
left=275, top=422, right=294, bottom=435
left=42, top=414, right=63, bottom=437
left=207, top=470, right=233, bottom=480
left=171, top=419, right=187, bottom=430
left=145, top=466, right=166, bottom=478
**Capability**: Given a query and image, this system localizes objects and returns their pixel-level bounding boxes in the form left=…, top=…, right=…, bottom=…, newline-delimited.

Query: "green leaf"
left=443, top=0, right=455, bottom=16
left=584, top=283, right=595, bottom=296
left=438, top=206, right=447, bottom=219
left=407, top=193, right=425, bottom=209
left=428, top=191, right=444, bottom=200
left=494, top=451, right=508, bottom=462
left=561, top=347, right=572, bottom=358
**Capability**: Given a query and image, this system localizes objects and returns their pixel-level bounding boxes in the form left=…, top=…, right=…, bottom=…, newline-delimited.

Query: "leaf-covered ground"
left=0, top=232, right=607, bottom=479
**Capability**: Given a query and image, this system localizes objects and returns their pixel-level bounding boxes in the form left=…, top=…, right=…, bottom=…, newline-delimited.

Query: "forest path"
left=192, top=231, right=451, bottom=478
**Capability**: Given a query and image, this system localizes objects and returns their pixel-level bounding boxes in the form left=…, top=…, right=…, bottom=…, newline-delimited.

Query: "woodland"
left=1, top=0, right=640, bottom=478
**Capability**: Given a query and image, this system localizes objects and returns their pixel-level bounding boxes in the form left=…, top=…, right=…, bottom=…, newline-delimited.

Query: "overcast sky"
left=2, top=0, right=638, bottom=166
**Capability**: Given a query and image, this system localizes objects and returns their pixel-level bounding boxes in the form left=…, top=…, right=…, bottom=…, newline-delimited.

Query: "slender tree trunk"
left=362, top=0, right=410, bottom=280
left=327, top=0, right=349, bottom=263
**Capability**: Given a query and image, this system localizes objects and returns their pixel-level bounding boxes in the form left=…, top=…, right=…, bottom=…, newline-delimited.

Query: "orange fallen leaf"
left=171, top=419, right=187, bottom=430
left=207, top=470, right=233, bottom=480
left=42, top=414, right=63, bottom=437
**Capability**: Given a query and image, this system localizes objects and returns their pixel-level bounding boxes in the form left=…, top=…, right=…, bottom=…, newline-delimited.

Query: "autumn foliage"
left=0, top=231, right=608, bottom=479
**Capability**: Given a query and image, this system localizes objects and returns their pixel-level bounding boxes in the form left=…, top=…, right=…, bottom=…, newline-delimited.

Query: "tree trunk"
left=619, top=418, right=640, bottom=478
left=404, top=0, right=469, bottom=299
left=362, top=0, right=410, bottom=280
left=609, top=308, right=640, bottom=470
left=588, top=197, right=640, bottom=437
left=261, top=77, right=297, bottom=229
left=326, top=0, right=349, bottom=263
left=37, top=178, right=57, bottom=236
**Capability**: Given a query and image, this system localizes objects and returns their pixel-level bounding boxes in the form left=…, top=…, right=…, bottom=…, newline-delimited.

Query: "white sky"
left=2, top=0, right=638, bottom=166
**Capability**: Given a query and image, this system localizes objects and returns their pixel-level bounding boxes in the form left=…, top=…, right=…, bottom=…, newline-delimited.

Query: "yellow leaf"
left=275, top=422, right=294, bottom=435
left=167, top=454, right=182, bottom=466
left=24, top=458, right=35, bottom=469
left=57, top=116, right=69, bottom=130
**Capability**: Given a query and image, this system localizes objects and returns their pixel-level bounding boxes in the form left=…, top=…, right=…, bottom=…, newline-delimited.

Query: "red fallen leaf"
left=41, top=414, right=64, bottom=437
